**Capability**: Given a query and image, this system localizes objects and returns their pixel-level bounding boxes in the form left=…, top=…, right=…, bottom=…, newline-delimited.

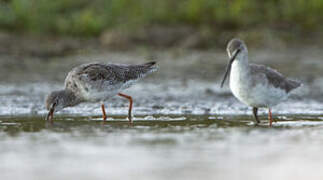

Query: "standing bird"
left=46, top=61, right=158, bottom=123
left=221, top=39, right=301, bottom=126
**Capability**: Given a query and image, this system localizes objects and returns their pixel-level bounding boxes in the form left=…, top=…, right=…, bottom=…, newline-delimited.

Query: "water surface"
left=0, top=48, right=323, bottom=179
left=1, top=114, right=323, bottom=180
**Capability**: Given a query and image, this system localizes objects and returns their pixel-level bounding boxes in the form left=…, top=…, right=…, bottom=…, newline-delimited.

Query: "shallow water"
left=0, top=48, right=323, bottom=179
left=1, top=114, right=323, bottom=180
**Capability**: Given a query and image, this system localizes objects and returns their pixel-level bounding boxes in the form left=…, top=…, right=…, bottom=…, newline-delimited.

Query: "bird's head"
left=226, top=38, right=248, bottom=58
left=45, top=90, right=70, bottom=122
left=221, top=38, right=248, bottom=88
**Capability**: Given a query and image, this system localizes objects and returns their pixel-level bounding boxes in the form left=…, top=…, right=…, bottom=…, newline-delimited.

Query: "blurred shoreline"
left=0, top=28, right=323, bottom=58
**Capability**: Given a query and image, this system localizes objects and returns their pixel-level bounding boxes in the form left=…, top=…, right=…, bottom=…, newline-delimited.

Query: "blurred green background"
left=0, top=0, right=322, bottom=37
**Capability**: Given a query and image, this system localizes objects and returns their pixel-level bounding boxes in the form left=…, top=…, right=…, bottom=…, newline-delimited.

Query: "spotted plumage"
left=45, top=61, right=158, bottom=123
left=64, top=62, right=157, bottom=101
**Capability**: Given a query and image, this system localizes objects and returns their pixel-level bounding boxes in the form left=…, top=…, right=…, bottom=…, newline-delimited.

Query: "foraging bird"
left=46, top=61, right=158, bottom=123
left=221, top=39, right=301, bottom=126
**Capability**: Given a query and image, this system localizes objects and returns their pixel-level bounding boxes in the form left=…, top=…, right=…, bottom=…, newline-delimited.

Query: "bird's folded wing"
left=250, top=64, right=300, bottom=93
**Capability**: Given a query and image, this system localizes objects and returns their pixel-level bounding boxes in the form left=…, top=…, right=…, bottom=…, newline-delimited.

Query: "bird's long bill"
left=220, top=49, right=241, bottom=88
left=46, top=108, right=55, bottom=123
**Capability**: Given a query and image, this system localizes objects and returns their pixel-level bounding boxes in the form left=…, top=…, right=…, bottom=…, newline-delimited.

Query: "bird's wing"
left=77, top=63, right=123, bottom=84
left=64, top=63, right=123, bottom=93
left=64, top=62, right=157, bottom=93
left=250, top=64, right=301, bottom=93
left=75, top=62, right=156, bottom=84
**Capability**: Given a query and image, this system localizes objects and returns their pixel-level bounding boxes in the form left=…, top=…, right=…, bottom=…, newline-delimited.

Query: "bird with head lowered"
left=45, top=61, right=158, bottom=124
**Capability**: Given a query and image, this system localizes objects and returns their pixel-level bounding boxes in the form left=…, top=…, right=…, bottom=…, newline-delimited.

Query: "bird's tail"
left=286, top=79, right=302, bottom=93
left=121, top=61, right=158, bottom=82
left=141, top=61, right=158, bottom=74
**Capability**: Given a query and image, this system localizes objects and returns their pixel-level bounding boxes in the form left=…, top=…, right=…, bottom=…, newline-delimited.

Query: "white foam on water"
left=0, top=81, right=322, bottom=117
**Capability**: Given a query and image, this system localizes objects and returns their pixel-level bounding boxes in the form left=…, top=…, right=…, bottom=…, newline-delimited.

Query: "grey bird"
left=221, top=38, right=301, bottom=126
left=45, top=61, right=158, bottom=123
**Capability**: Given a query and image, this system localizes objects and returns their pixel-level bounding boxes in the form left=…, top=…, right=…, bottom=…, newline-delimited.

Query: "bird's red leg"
left=268, top=108, right=273, bottom=127
left=101, top=104, right=107, bottom=122
left=118, top=93, right=133, bottom=123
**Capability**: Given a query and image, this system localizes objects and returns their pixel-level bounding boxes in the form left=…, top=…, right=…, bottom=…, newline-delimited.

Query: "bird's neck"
left=62, top=90, right=82, bottom=108
left=230, top=53, right=251, bottom=81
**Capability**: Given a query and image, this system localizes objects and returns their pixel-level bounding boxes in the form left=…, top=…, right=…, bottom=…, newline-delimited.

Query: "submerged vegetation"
left=0, top=0, right=322, bottom=37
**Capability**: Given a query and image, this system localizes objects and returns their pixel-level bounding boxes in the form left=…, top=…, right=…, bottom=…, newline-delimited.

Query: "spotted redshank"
left=46, top=61, right=158, bottom=123
left=221, top=38, right=301, bottom=126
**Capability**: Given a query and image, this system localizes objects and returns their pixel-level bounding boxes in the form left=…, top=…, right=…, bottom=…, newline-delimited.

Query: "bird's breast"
left=229, top=62, right=250, bottom=98
left=229, top=62, right=262, bottom=106
left=229, top=63, right=287, bottom=107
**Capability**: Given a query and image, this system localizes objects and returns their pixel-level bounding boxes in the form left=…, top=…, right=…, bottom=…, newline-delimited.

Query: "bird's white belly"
left=77, top=82, right=123, bottom=102
left=81, top=80, right=137, bottom=101
left=82, top=89, right=119, bottom=102
left=231, top=83, right=286, bottom=107
left=229, top=65, right=287, bottom=107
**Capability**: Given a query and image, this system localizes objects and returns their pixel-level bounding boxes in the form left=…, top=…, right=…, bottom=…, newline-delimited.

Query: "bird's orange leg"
left=101, top=104, right=107, bottom=123
left=268, top=108, right=273, bottom=127
left=118, top=93, right=133, bottom=123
